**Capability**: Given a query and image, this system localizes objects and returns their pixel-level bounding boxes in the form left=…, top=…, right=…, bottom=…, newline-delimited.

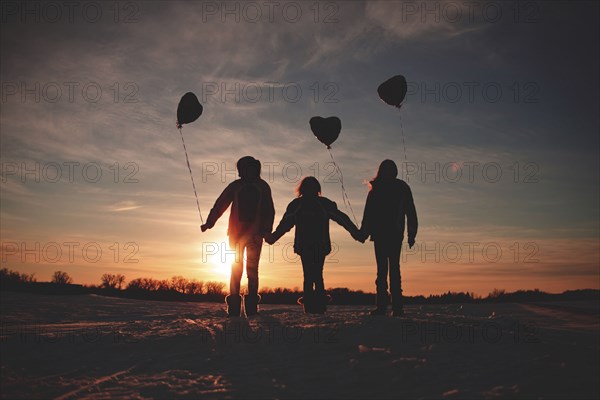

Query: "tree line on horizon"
left=0, top=267, right=598, bottom=305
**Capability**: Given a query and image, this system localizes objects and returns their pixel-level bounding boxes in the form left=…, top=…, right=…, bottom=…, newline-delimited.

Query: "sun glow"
left=211, top=255, right=231, bottom=277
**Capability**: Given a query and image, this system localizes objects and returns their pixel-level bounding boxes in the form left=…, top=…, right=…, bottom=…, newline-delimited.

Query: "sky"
left=1, top=1, right=598, bottom=296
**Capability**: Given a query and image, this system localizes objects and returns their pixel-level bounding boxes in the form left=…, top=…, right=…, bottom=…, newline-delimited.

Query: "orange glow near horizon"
left=3, top=233, right=598, bottom=298
left=1, top=156, right=599, bottom=298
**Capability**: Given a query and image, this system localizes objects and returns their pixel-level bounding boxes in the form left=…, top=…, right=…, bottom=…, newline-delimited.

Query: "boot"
left=298, top=293, right=316, bottom=314
left=225, top=294, right=242, bottom=317
left=391, top=295, right=404, bottom=317
left=297, top=294, right=313, bottom=313
left=311, top=293, right=330, bottom=314
left=244, top=294, right=261, bottom=317
left=299, top=293, right=330, bottom=314
left=370, top=293, right=389, bottom=316
left=392, top=306, right=404, bottom=317
left=305, top=296, right=322, bottom=314
left=370, top=307, right=387, bottom=316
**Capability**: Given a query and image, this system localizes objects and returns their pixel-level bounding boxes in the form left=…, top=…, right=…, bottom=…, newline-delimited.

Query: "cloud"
left=365, top=1, right=488, bottom=40
left=109, top=200, right=142, bottom=212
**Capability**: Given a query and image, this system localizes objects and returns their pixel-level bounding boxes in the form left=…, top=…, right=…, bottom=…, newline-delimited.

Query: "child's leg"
left=229, top=240, right=244, bottom=296
left=300, top=247, right=325, bottom=293
left=388, top=240, right=403, bottom=310
left=245, top=235, right=263, bottom=296
left=313, top=249, right=326, bottom=295
left=244, top=235, right=263, bottom=316
left=300, top=249, right=316, bottom=294
left=373, top=240, right=390, bottom=305
left=300, top=247, right=327, bottom=313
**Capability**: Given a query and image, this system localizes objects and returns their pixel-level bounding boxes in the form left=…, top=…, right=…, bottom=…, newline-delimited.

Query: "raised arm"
left=203, top=183, right=235, bottom=230
left=327, top=200, right=360, bottom=237
left=360, top=191, right=374, bottom=238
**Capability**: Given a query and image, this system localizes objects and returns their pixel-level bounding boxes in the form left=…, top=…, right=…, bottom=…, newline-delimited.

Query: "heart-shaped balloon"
left=309, top=116, right=341, bottom=149
left=377, top=75, right=407, bottom=108
left=176, top=92, right=203, bottom=128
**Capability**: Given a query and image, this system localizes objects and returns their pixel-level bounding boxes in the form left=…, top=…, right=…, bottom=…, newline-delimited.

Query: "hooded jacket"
left=205, top=177, right=275, bottom=242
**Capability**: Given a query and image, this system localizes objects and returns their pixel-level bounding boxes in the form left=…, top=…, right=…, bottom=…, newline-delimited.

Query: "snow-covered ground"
left=1, top=292, right=598, bottom=399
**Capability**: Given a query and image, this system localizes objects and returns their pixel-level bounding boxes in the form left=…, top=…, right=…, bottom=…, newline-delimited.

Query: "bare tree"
left=101, top=273, right=116, bottom=289
left=488, top=288, right=506, bottom=299
left=126, top=278, right=144, bottom=290
left=51, top=271, right=73, bottom=285
left=170, top=276, right=188, bottom=294
left=101, top=273, right=126, bottom=290
left=186, top=280, right=204, bottom=295
left=145, top=278, right=161, bottom=291
left=115, top=274, right=125, bottom=290
left=205, top=281, right=225, bottom=295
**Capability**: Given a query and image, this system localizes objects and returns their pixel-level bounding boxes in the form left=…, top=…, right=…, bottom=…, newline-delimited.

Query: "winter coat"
left=360, top=178, right=418, bottom=242
left=205, top=178, right=275, bottom=243
left=272, top=196, right=358, bottom=255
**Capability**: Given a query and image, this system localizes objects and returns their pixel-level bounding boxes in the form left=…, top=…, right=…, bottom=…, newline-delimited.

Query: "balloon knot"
left=176, top=122, right=182, bottom=129
left=327, top=145, right=332, bottom=150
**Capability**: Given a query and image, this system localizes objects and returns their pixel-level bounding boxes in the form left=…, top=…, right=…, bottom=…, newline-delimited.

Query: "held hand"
left=361, top=231, right=369, bottom=243
left=357, top=229, right=369, bottom=243
left=264, top=232, right=275, bottom=245
left=351, top=230, right=366, bottom=244
left=200, top=224, right=208, bottom=232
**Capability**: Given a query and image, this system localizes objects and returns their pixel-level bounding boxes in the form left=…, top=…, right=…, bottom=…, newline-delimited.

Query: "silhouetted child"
left=265, top=176, right=362, bottom=313
left=359, top=160, right=418, bottom=317
left=201, top=156, right=275, bottom=317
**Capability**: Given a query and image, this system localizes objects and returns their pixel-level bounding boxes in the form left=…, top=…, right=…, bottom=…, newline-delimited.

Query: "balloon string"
left=398, top=109, right=409, bottom=183
left=178, top=127, right=204, bottom=224
left=328, top=147, right=359, bottom=226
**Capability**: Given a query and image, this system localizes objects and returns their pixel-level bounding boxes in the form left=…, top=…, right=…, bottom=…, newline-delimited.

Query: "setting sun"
left=210, top=255, right=231, bottom=277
